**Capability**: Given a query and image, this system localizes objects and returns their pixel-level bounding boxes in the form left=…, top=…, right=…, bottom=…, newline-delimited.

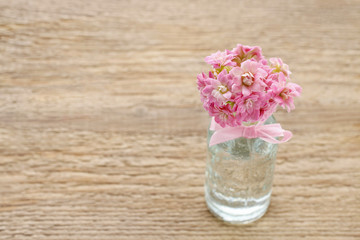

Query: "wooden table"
left=0, top=0, right=359, bottom=239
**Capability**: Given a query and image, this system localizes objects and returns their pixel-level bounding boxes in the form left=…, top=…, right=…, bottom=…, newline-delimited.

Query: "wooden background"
left=0, top=0, right=359, bottom=239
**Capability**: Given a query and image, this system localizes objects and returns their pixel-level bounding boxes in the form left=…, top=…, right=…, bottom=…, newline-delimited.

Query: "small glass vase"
left=205, top=115, right=278, bottom=224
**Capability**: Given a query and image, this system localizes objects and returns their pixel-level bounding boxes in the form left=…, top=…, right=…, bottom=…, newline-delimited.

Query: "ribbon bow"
left=209, top=118, right=292, bottom=147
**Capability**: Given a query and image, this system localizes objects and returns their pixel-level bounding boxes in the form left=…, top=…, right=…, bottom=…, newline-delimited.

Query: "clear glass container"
left=205, top=115, right=278, bottom=224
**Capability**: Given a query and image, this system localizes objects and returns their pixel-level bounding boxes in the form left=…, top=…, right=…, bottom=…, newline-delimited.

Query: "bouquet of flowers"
left=197, top=44, right=302, bottom=146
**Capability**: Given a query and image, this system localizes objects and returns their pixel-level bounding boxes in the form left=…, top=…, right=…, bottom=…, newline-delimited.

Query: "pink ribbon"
left=209, top=118, right=292, bottom=147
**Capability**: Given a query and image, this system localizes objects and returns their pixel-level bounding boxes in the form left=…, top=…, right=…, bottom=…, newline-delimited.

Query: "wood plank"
left=0, top=0, right=359, bottom=239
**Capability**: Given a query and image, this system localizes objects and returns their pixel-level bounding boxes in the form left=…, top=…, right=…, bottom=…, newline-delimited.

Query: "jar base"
left=205, top=191, right=271, bottom=224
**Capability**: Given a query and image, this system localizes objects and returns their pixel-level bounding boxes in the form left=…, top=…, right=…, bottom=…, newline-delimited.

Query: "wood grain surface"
left=0, top=0, right=359, bottom=239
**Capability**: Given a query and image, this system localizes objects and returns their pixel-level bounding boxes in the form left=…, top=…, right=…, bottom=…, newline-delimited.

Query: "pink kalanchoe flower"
left=197, top=72, right=208, bottom=92
left=269, top=58, right=291, bottom=77
left=270, top=73, right=302, bottom=112
left=209, top=103, right=236, bottom=127
left=230, top=60, right=268, bottom=96
left=263, top=70, right=280, bottom=88
left=204, top=50, right=237, bottom=69
left=258, top=98, right=278, bottom=122
left=231, top=44, right=264, bottom=66
left=197, top=72, right=212, bottom=110
left=235, top=92, right=263, bottom=123
left=202, top=70, right=234, bottom=105
left=198, top=43, right=301, bottom=127
left=197, top=71, right=214, bottom=93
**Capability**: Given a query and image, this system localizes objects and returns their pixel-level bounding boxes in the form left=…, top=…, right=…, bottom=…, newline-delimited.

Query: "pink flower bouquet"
left=197, top=44, right=302, bottom=146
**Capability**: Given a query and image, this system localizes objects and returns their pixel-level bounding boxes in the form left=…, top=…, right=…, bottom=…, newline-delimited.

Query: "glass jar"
left=205, top=115, right=278, bottom=224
